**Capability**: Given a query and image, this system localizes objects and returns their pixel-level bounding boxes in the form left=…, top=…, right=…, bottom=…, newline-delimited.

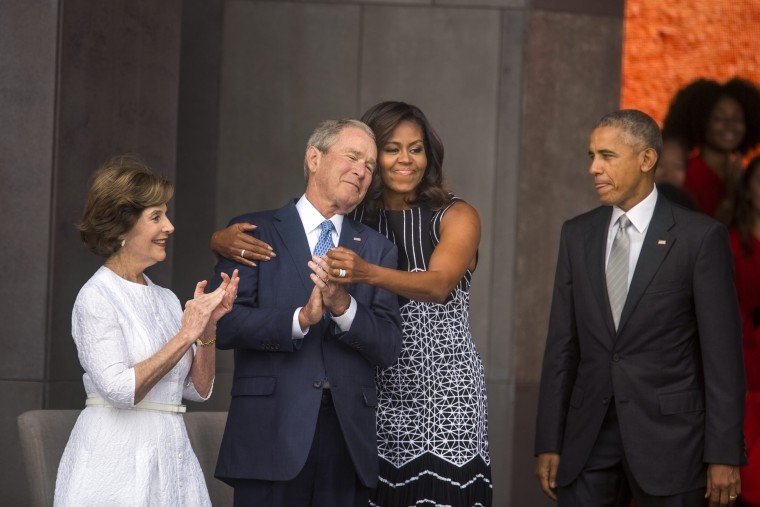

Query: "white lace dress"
left=54, top=266, right=212, bottom=507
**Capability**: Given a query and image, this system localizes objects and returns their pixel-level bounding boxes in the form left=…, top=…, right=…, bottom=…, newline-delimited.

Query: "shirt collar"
left=610, top=185, right=658, bottom=234
left=295, top=194, right=344, bottom=237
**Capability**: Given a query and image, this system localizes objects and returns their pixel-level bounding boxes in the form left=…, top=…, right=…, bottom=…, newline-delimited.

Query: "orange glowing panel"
left=622, top=0, right=760, bottom=127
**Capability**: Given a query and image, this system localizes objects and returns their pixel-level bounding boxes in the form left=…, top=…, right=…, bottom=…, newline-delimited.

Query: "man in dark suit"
left=212, top=119, right=403, bottom=506
left=535, top=109, right=745, bottom=506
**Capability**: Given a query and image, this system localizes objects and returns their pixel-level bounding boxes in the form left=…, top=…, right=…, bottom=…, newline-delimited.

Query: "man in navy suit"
left=535, top=110, right=745, bottom=506
left=212, top=119, right=403, bottom=507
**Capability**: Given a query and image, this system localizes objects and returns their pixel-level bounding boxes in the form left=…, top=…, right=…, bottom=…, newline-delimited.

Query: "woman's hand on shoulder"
left=210, top=223, right=275, bottom=267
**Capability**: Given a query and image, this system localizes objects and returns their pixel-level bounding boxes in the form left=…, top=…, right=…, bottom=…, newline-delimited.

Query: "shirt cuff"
left=292, top=308, right=308, bottom=338
left=330, top=296, right=357, bottom=332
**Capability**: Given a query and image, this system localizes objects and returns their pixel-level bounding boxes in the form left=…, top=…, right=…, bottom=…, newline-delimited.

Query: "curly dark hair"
left=78, top=154, right=173, bottom=257
left=662, top=77, right=760, bottom=154
left=730, top=155, right=760, bottom=256
left=359, top=101, right=450, bottom=219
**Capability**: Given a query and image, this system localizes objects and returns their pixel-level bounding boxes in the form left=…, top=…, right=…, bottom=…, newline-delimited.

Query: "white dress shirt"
left=605, top=186, right=658, bottom=290
left=291, top=195, right=357, bottom=338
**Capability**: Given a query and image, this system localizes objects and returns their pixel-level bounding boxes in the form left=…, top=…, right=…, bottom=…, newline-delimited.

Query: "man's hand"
left=298, top=285, right=324, bottom=331
left=706, top=464, right=741, bottom=506
left=536, top=452, right=560, bottom=501
left=308, top=255, right=351, bottom=316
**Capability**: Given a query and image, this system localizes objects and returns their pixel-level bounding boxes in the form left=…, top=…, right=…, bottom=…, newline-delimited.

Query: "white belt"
left=85, top=396, right=186, bottom=414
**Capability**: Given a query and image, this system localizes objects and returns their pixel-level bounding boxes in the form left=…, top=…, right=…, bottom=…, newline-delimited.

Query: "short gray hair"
left=595, top=109, right=663, bottom=159
left=303, top=119, right=375, bottom=180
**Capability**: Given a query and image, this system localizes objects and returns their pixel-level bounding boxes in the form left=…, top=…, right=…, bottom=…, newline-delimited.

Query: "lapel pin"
left=657, top=239, right=667, bottom=245
left=354, top=237, right=361, bottom=242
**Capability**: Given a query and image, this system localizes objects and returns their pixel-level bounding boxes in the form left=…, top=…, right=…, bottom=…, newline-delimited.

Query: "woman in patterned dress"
left=55, top=156, right=239, bottom=506
left=211, top=102, right=492, bottom=506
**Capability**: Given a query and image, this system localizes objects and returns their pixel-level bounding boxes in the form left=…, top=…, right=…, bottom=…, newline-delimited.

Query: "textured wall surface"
left=622, top=0, right=760, bottom=123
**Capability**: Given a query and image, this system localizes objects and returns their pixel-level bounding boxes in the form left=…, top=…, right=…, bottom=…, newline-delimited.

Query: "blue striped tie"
left=313, top=220, right=335, bottom=257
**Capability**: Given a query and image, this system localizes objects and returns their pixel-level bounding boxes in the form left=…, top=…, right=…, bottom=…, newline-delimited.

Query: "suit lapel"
left=585, top=207, right=616, bottom=336
left=617, top=196, right=675, bottom=332
left=273, top=201, right=314, bottom=295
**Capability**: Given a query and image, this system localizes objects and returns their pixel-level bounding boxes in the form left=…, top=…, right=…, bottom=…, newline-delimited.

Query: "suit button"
left=602, top=398, right=609, bottom=405
left=313, top=380, right=322, bottom=389
left=612, top=354, right=620, bottom=362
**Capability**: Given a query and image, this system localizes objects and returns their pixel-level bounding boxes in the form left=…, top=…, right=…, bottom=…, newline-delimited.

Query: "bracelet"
left=196, top=335, right=216, bottom=347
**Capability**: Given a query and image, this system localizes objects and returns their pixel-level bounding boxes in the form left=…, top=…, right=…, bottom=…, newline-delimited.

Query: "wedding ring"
left=241, top=249, right=246, bottom=258
left=338, top=268, right=346, bottom=278
left=730, top=495, right=738, bottom=501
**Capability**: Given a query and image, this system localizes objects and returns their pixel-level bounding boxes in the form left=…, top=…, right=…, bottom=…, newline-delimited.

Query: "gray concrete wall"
left=1, top=0, right=624, bottom=505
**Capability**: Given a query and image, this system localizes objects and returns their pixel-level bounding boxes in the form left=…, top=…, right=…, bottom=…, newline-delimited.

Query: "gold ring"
left=729, top=495, right=738, bottom=500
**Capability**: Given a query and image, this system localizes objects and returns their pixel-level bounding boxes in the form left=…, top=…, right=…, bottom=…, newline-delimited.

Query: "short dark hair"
left=78, top=155, right=173, bottom=257
left=360, top=101, right=450, bottom=217
left=595, top=109, right=663, bottom=158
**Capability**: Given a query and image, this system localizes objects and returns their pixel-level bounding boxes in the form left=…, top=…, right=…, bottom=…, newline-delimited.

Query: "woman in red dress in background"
left=662, top=78, right=760, bottom=222
left=729, top=156, right=760, bottom=506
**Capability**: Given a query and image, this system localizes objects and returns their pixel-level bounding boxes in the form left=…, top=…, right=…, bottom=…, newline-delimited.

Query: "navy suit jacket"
left=535, top=195, right=745, bottom=495
left=212, top=200, right=403, bottom=488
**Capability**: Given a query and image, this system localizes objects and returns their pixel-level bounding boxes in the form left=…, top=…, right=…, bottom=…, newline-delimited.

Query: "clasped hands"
left=299, top=253, right=351, bottom=329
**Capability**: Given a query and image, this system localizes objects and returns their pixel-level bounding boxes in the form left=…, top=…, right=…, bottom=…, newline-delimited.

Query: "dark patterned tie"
left=313, top=220, right=335, bottom=257
left=606, top=215, right=631, bottom=330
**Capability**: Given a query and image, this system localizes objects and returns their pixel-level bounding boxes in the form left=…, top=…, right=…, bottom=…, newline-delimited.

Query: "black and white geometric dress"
left=356, top=197, right=492, bottom=507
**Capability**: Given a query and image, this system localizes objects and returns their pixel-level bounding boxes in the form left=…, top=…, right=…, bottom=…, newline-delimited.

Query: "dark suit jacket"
left=212, top=200, right=403, bottom=488
left=535, top=194, right=745, bottom=495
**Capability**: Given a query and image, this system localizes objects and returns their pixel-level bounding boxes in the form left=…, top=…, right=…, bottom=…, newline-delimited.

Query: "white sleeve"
left=72, top=286, right=136, bottom=407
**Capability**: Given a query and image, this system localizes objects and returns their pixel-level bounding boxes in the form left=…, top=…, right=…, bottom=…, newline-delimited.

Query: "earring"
left=121, top=239, right=125, bottom=247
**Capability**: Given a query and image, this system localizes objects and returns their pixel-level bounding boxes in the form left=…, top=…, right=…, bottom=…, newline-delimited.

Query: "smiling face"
left=377, top=120, right=428, bottom=209
left=705, top=95, right=745, bottom=153
left=588, top=125, right=656, bottom=211
left=120, top=204, right=174, bottom=270
left=306, top=126, right=377, bottom=216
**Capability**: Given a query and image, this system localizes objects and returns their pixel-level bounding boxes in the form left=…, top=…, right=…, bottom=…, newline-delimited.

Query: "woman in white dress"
left=54, top=155, right=239, bottom=507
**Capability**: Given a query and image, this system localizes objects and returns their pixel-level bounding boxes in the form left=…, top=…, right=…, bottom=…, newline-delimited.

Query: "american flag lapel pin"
left=657, top=239, right=667, bottom=245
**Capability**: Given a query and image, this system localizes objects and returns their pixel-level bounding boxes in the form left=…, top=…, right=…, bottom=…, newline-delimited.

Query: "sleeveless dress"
left=54, top=266, right=212, bottom=507
left=355, top=198, right=492, bottom=507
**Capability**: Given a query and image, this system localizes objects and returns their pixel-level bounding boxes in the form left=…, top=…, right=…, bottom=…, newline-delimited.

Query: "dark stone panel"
left=0, top=0, right=58, bottom=379
left=47, top=379, right=86, bottom=409
left=532, top=0, right=624, bottom=17
left=488, top=9, right=526, bottom=384
left=49, top=0, right=183, bottom=381
left=215, top=1, right=361, bottom=222
left=515, top=10, right=623, bottom=384
left=2, top=380, right=44, bottom=507
left=173, top=0, right=224, bottom=302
